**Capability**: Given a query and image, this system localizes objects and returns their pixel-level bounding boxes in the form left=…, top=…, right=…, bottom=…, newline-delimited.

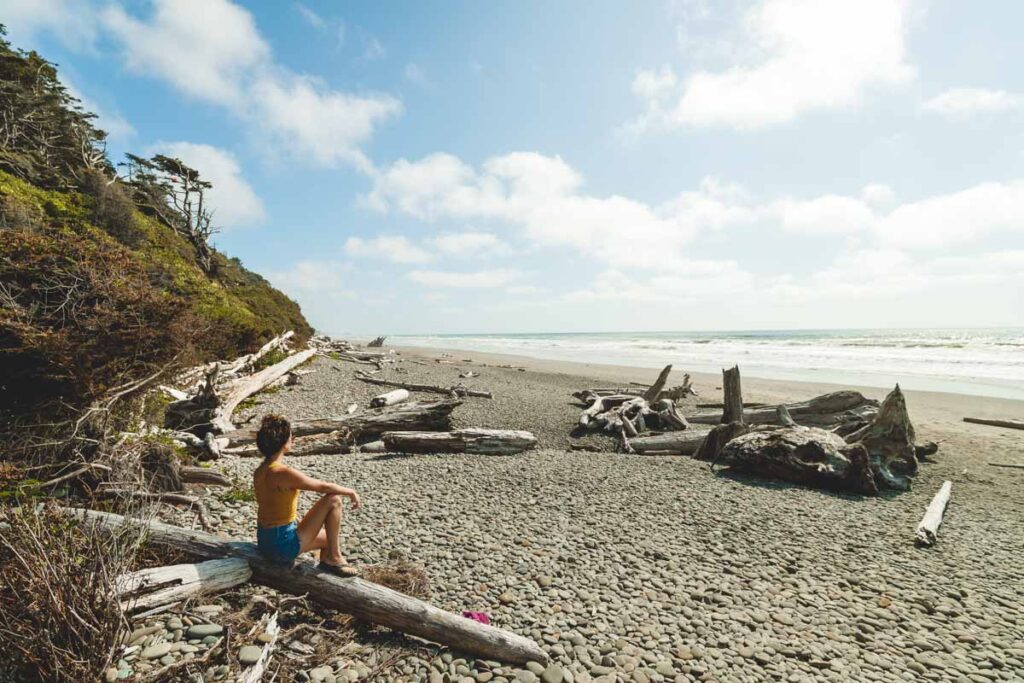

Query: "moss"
left=223, top=487, right=256, bottom=503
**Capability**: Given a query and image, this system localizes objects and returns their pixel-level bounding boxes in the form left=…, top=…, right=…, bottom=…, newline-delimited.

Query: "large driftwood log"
left=382, top=429, right=538, bottom=455
left=210, top=349, right=317, bottom=433
left=694, top=422, right=749, bottom=463
left=222, top=331, right=295, bottom=376
left=844, top=385, right=917, bottom=491
left=117, top=558, right=251, bottom=612
left=687, top=390, right=879, bottom=426
left=180, top=466, right=231, bottom=487
left=718, top=427, right=877, bottom=494
left=370, top=388, right=410, bottom=408
left=721, top=366, right=743, bottom=424
left=221, top=399, right=462, bottom=446
left=642, top=365, right=673, bottom=403
left=63, top=508, right=548, bottom=664
left=356, top=372, right=493, bottom=399
left=963, top=417, right=1024, bottom=431
left=628, top=427, right=713, bottom=455
left=915, top=480, right=952, bottom=547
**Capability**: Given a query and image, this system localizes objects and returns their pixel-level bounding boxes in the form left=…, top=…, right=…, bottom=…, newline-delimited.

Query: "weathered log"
left=210, top=349, right=317, bottom=433
left=382, top=429, right=538, bottom=455
left=117, top=558, right=251, bottom=612
left=642, top=365, right=673, bottom=403
left=696, top=401, right=766, bottom=409
left=687, top=390, right=878, bottom=426
left=223, top=331, right=295, bottom=376
left=988, top=462, right=1024, bottom=469
left=370, top=388, right=410, bottom=408
left=367, top=336, right=387, bottom=348
left=628, top=427, right=713, bottom=455
left=221, top=400, right=462, bottom=445
left=96, top=489, right=212, bottom=530
left=718, top=427, right=877, bottom=494
left=62, top=508, right=548, bottom=664
left=915, top=480, right=952, bottom=547
left=963, top=416, right=1024, bottom=431
left=180, top=466, right=231, bottom=487
left=694, top=422, right=749, bottom=462
left=722, top=366, right=744, bottom=425
left=777, top=404, right=796, bottom=427
left=356, top=372, right=493, bottom=399
left=845, top=385, right=917, bottom=491
left=240, top=612, right=279, bottom=683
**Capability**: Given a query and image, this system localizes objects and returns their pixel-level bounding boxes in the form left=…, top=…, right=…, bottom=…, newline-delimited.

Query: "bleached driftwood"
left=180, top=466, right=231, bottom=487
left=693, top=366, right=748, bottom=462
left=382, top=429, right=538, bottom=455
left=222, top=331, right=295, bottom=376
left=915, top=480, right=952, bottom=547
left=370, top=388, right=410, bottom=408
left=221, top=399, right=462, bottom=446
left=844, top=385, right=918, bottom=491
left=240, top=612, right=280, bottom=683
left=628, top=428, right=713, bottom=455
left=963, top=416, right=1024, bottom=431
left=209, top=349, right=317, bottom=433
left=356, top=371, right=493, bottom=399
left=687, top=390, right=879, bottom=427
left=97, top=489, right=212, bottom=530
left=64, top=508, right=548, bottom=665
left=117, top=558, right=251, bottom=612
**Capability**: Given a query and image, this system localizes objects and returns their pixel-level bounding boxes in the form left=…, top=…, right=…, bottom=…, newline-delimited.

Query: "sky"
left=5, top=0, right=1023, bottom=335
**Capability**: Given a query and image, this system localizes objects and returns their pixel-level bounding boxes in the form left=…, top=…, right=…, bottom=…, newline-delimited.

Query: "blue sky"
left=6, top=0, right=1024, bottom=335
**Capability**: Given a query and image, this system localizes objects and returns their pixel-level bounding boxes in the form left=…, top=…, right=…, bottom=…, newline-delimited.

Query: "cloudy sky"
left=6, top=0, right=1023, bottom=335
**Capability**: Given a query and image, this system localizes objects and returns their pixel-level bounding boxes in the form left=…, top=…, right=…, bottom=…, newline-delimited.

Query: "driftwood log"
left=221, top=399, right=462, bottom=446
left=240, top=612, right=279, bottom=683
left=370, top=388, right=410, bottom=408
left=180, top=466, right=231, bottom=487
left=117, top=558, right=251, bottom=613
left=721, top=365, right=743, bottom=424
left=692, top=366, right=749, bottom=462
left=687, top=390, right=878, bottom=426
left=63, top=508, right=548, bottom=664
left=963, top=417, right=1024, bottom=431
left=367, top=336, right=387, bottom=348
left=381, top=429, right=538, bottom=455
left=718, top=427, right=877, bottom=494
left=628, top=427, right=713, bottom=455
left=844, top=385, right=917, bottom=491
left=356, top=371, right=493, bottom=399
left=209, top=349, right=317, bottom=433
left=915, top=480, right=952, bottom=547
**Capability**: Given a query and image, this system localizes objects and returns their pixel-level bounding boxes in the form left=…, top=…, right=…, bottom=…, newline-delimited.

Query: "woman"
left=253, top=413, right=361, bottom=575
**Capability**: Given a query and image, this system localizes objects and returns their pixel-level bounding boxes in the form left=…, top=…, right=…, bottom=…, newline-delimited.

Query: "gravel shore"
left=195, top=347, right=1024, bottom=682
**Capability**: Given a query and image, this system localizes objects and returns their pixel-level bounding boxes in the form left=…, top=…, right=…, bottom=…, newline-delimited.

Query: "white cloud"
left=404, top=63, right=430, bottom=87
left=2, top=0, right=98, bottom=49
left=631, top=0, right=915, bottom=131
left=776, top=194, right=875, bottom=234
left=429, top=231, right=508, bottom=255
left=294, top=3, right=326, bottom=30
left=268, top=260, right=350, bottom=295
left=407, top=269, right=520, bottom=288
left=152, top=142, right=265, bottom=228
left=345, top=236, right=433, bottom=264
left=922, top=88, right=1024, bottom=118
left=102, top=0, right=269, bottom=107
left=861, top=183, right=896, bottom=206
left=99, top=0, right=398, bottom=170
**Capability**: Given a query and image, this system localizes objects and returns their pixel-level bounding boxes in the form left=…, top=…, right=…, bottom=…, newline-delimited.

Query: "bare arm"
left=276, top=467, right=361, bottom=509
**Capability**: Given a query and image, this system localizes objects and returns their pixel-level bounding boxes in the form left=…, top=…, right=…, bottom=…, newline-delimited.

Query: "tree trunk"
left=221, top=399, right=462, bottom=446
left=63, top=508, right=548, bottom=665
left=722, top=366, right=743, bottom=425
left=370, top=389, right=410, bottom=408
left=845, top=385, right=917, bottom=491
left=963, top=417, right=1024, bottom=431
left=694, top=422, right=749, bottom=462
left=117, top=558, right=251, bottom=613
left=356, top=372, right=493, bottom=399
left=382, top=429, right=538, bottom=455
left=915, top=480, right=952, bottom=547
left=642, top=365, right=673, bottom=403
left=628, top=428, right=713, bottom=455
left=209, top=349, right=317, bottom=433
left=687, top=390, right=878, bottom=426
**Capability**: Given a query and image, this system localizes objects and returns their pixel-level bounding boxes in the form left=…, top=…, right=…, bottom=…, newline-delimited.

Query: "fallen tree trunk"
left=382, top=429, right=538, bottom=455
left=117, top=558, right=251, bottom=613
left=687, top=390, right=879, bottom=426
left=915, top=480, right=952, bottom=547
left=628, top=428, right=713, bottom=455
left=210, top=349, right=317, bottom=433
left=63, top=508, right=548, bottom=665
left=180, top=466, right=231, bottom=487
left=844, top=385, right=917, bottom=491
left=370, top=388, right=410, bottom=408
left=717, top=427, right=877, bottom=494
left=221, top=399, right=462, bottom=446
left=222, top=331, right=295, bottom=376
left=963, top=416, right=1024, bottom=431
left=694, top=422, right=749, bottom=463
left=356, top=372, right=493, bottom=399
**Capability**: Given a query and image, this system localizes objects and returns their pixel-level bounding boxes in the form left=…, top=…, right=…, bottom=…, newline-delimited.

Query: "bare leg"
left=297, top=493, right=345, bottom=565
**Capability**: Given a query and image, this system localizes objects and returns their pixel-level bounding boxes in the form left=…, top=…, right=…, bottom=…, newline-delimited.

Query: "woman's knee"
left=323, top=493, right=343, bottom=509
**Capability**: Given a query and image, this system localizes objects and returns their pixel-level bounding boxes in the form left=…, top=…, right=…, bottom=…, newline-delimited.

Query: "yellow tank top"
left=254, top=461, right=299, bottom=527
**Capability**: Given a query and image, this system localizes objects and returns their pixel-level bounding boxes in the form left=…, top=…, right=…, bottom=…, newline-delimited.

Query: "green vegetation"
left=0, top=26, right=312, bottom=455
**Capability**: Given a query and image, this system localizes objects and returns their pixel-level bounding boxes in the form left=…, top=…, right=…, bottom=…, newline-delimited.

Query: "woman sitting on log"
left=253, top=414, right=361, bottom=575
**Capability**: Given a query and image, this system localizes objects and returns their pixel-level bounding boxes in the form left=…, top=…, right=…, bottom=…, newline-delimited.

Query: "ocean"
left=394, top=328, right=1024, bottom=400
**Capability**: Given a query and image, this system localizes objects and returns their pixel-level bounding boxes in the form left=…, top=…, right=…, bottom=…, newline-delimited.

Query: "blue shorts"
left=256, top=521, right=300, bottom=564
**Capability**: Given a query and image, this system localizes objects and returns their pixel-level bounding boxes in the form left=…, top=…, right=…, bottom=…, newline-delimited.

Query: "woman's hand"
left=347, top=489, right=362, bottom=510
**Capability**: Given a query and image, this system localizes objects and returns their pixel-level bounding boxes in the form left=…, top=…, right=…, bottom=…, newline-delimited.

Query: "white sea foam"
left=395, top=328, right=1024, bottom=399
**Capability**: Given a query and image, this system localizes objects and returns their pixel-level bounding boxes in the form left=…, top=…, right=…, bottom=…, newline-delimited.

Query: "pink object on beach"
left=462, top=611, right=490, bottom=625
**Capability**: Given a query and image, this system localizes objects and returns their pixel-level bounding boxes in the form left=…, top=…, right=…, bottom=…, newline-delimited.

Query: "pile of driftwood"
left=309, top=335, right=394, bottom=369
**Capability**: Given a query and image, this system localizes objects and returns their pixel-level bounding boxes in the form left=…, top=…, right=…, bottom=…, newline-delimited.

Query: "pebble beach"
left=154, top=346, right=1023, bottom=683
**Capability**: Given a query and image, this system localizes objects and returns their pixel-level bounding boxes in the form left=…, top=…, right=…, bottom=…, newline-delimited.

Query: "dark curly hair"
left=256, top=413, right=291, bottom=460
